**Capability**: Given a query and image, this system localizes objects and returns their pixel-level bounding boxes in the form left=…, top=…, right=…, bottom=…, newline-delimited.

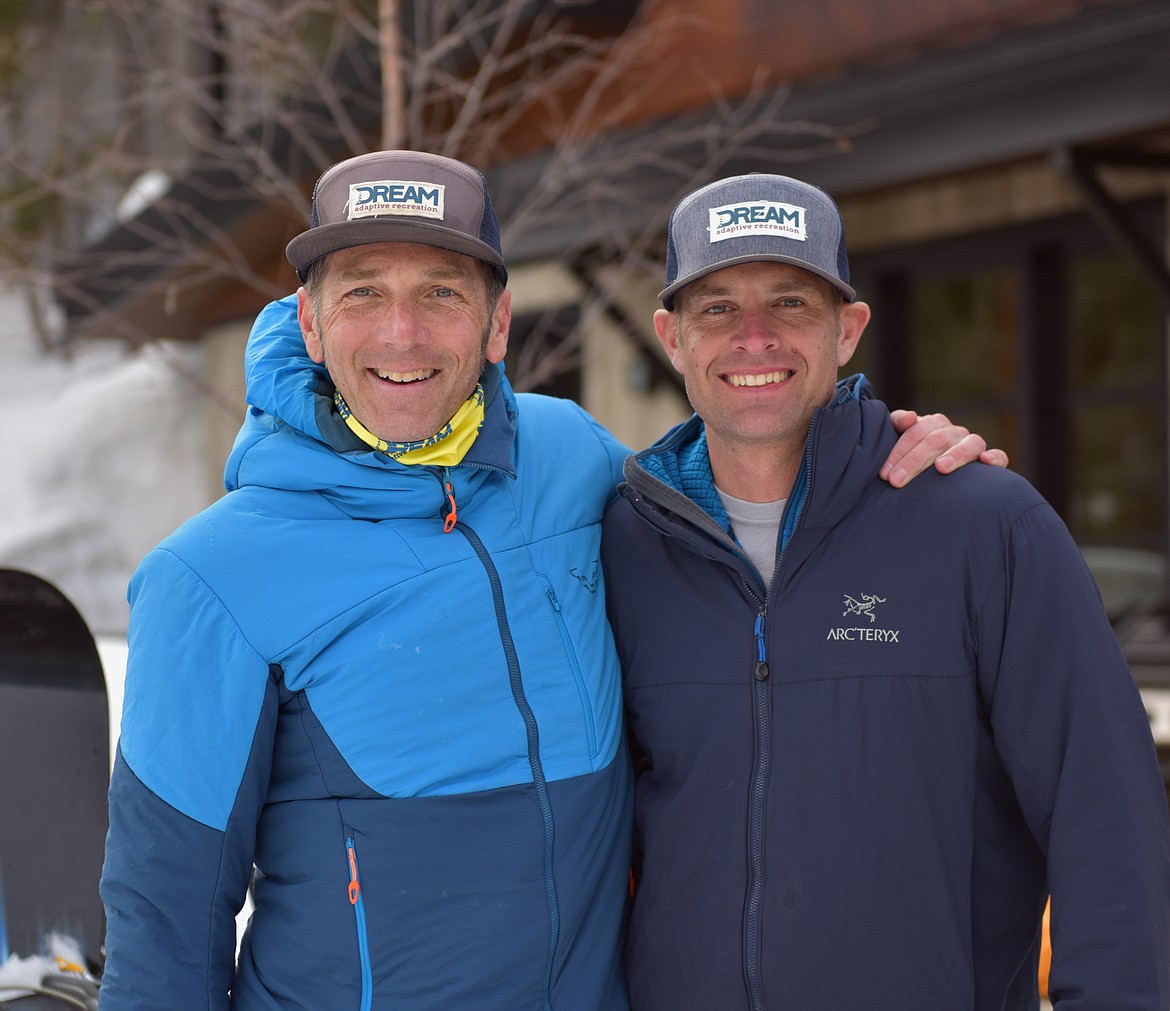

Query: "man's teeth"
left=377, top=368, right=435, bottom=383
left=726, top=370, right=791, bottom=388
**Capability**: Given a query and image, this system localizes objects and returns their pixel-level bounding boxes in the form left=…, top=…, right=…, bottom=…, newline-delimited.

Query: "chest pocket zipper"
left=542, top=579, right=599, bottom=758
left=346, top=835, right=373, bottom=1011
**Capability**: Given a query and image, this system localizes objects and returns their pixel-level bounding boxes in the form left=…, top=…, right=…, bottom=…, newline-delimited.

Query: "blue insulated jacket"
left=601, top=382, right=1170, bottom=1011
left=100, top=295, right=633, bottom=1010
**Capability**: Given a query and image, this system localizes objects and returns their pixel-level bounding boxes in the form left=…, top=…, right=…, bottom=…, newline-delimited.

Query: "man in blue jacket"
left=98, top=150, right=998, bottom=1010
left=601, top=171, right=1170, bottom=1010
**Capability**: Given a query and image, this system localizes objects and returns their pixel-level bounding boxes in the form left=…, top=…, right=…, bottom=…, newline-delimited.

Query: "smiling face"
left=298, top=242, right=510, bottom=444
left=655, top=260, right=869, bottom=494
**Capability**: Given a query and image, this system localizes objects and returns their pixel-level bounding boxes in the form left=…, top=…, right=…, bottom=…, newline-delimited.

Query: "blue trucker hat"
left=287, top=150, right=507, bottom=284
left=659, top=172, right=855, bottom=307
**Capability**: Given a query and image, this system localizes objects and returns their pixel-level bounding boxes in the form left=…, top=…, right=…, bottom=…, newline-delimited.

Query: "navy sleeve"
left=976, top=502, right=1170, bottom=1008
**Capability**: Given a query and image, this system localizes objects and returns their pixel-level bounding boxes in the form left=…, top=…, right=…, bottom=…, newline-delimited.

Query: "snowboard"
left=0, top=570, right=108, bottom=975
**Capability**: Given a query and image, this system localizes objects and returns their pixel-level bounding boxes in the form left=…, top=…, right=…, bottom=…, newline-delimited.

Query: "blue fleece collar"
left=634, top=374, right=871, bottom=538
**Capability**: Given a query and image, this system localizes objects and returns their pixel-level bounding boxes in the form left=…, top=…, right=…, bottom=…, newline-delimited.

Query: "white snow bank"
left=0, top=285, right=212, bottom=637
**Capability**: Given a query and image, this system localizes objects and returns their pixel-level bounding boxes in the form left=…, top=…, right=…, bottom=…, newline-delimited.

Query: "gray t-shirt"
left=716, top=488, right=786, bottom=582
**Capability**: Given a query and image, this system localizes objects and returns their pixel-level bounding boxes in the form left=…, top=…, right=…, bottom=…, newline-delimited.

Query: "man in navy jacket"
left=602, top=172, right=1170, bottom=1010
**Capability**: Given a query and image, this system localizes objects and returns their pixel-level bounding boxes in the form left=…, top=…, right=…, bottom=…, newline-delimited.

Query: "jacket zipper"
left=452, top=516, right=561, bottom=1011
left=428, top=466, right=560, bottom=1007
left=743, top=418, right=817, bottom=1010
left=345, top=836, right=373, bottom=1011
left=744, top=607, right=771, bottom=1011
left=625, top=411, right=828, bottom=1009
left=542, top=579, right=598, bottom=757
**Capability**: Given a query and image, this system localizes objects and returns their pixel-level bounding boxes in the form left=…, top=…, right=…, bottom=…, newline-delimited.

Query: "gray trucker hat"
left=286, top=150, right=507, bottom=284
left=658, top=172, right=855, bottom=307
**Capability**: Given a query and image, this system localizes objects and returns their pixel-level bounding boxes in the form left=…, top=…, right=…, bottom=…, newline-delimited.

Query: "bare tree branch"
left=1, top=0, right=868, bottom=391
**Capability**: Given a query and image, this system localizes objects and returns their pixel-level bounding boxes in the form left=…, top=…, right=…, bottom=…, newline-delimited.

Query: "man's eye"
left=347, top=286, right=374, bottom=298
left=704, top=304, right=730, bottom=315
left=432, top=286, right=458, bottom=298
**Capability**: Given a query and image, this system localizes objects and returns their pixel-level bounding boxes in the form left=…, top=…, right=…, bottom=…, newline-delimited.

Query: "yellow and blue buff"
left=334, top=384, right=486, bottom=467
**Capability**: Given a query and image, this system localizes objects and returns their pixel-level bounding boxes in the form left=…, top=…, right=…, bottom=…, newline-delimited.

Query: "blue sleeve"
left=566, top=402, right=631, bottom=500
left=99, top=551, right=278, bottom=1010
left=977, top=502, right=1170, bottom=1008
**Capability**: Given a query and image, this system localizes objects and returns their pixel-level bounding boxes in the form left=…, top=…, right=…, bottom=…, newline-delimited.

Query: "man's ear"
left=653, top=308, right=685, bottom=374
left=297, top=288, right=324, bottom=363
left=485, top=289, right=511, bottom=365
left=836, top=300, right=872, bottom=368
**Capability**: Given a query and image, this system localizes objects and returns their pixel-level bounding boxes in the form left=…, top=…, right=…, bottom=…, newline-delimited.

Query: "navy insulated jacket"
left=602, top=384, right=1170, bottom=1011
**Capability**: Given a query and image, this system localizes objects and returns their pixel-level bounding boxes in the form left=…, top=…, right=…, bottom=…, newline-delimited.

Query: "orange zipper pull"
left=443, top=478, right=458, bottom=533
left=347, top=840, right=361, bottom=904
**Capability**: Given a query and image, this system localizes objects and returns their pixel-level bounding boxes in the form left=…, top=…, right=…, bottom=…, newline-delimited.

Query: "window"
left=851, top=202, right=1166, bottom=553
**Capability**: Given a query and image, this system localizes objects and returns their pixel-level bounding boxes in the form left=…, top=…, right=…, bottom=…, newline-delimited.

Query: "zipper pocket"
left=345, top=835, right=373, bottom=1011
left=542, top=578, right=599, bottom=758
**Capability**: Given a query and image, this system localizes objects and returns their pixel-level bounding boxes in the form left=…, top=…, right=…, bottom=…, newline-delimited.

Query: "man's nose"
left=374, top=299, right=423, bottom=345
left=733, top=310, right=780, bottom=351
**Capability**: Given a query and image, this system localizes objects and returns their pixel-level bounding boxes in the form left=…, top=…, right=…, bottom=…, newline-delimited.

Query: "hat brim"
left=287, top=218, right=506, bottom=279
left=659, top=253, right=855, bottom=308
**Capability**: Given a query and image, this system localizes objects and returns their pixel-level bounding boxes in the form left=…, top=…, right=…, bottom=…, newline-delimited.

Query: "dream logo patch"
left=708, top=200, right=806, bottom=243
left=348, top=180, right=445, bottom=221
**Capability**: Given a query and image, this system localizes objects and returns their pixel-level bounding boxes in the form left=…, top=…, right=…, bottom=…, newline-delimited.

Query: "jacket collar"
left=622, top=375, right=890, bottom=566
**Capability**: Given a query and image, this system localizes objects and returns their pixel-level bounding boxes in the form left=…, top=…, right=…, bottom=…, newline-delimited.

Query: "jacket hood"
left=223, top=294, right=516, bottom=515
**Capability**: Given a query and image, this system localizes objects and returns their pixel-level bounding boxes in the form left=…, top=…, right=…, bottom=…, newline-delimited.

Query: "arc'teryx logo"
left=826, top=591, right=901, bottom=644
left=347, top=179, right=445, bottom=221
left=707, top=200, right=806, bottom=244
left=843, top=593, right=885, bottom=622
